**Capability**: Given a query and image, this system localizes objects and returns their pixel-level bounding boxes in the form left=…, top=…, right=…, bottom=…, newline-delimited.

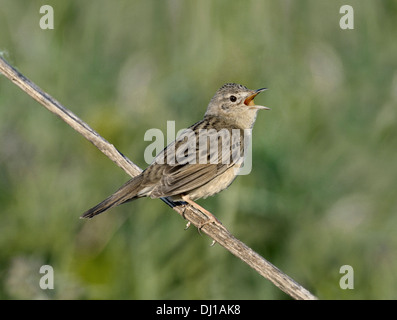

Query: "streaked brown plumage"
left=81, top=83, right=268, bottom=224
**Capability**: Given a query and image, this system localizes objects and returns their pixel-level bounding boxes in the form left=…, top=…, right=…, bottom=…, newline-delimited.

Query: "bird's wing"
left=149, top=163, right=226, bottom=197
left=142, top=118, right=245, bottom=198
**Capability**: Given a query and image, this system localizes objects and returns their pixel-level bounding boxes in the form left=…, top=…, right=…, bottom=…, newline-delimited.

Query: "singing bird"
left=82, top=83, right=268, bottom=227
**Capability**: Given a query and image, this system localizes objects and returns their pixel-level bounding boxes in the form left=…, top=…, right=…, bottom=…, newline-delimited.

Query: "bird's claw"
left=197, top=216, right=222, bottom=230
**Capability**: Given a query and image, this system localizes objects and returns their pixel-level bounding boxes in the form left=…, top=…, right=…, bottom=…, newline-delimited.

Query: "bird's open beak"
left=244, top=88, right=270, bottom=110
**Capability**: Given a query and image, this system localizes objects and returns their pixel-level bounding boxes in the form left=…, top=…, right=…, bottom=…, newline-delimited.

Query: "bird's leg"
left=181, top=195, right=223, bottom=229
left=180, top=203, right=192, bottom=230
left=170, top=199, right=191, bottom=229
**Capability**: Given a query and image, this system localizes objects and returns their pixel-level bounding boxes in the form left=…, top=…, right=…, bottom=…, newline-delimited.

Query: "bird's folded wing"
left=142, top=118, right=244, bottom=198
left=148, top=163, right=230, bottom=197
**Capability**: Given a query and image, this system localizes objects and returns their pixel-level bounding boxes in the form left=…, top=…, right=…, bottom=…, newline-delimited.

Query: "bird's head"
left=205, top=83, right=269, bottom=129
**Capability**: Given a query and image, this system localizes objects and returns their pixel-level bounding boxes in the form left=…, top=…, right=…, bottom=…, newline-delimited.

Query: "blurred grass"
left=1, top=0, right=397, bottom=299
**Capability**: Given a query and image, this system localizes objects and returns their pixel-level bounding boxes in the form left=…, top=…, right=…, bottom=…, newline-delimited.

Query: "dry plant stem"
left=0, top=56, right=318, bottom=300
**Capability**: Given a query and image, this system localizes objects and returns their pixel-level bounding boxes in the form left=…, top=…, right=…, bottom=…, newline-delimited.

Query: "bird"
left=81, top=83, right=269, bottom=227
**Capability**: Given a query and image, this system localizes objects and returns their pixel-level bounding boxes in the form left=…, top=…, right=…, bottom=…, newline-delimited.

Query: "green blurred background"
left=0, top=0, right=396, bottom=300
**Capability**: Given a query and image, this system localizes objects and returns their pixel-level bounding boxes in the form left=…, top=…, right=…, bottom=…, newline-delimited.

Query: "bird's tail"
left=81, top=175, right=144, bottom=219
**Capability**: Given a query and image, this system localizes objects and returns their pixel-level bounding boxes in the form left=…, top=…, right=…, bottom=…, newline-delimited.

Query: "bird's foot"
left=180, top=195, right=223, bottom=231
left=197, top=214, right=223, bottom=230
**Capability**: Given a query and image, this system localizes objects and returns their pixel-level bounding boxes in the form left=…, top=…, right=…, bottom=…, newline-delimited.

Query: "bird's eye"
left=230, top=95, right=237, bottom=102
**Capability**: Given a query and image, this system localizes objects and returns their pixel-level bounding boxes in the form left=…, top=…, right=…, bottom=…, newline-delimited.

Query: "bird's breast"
left=186, top=164, right=240, bottom=201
